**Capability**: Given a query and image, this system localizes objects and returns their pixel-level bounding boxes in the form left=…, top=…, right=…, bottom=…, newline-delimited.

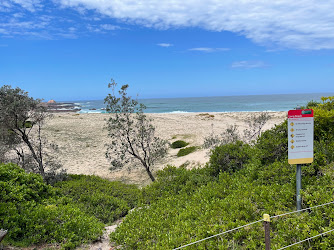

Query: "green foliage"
left=0, top=163, right=104, bottom=249
left=206, top=141, right=253, bottom=176
left=177, top=146, right=198, bottom=157
left=255, top=120, right=288, bottom=164
left=171, top=140, right=189, bottom=149
left=111, top=160, right=334, bottom=249
left=110, top=97, right=334, bottom=249
left=55, top=174, right=140, bottom=224
left=0, top=85, right=61, bottom=180
left=140, top=166, right=213, bottom=204
left=312, top=96, right=334, bottom=141
left=306, top=99, right=320, bottom=109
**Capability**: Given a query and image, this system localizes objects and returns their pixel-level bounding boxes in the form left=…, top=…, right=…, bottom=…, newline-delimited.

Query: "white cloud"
left=231, top=61, right=268, bottom=69
left=157, top=43, right=173, bottom=47
left=87, top=24, right=122, bottom=33
left=189, top=47, right=230, bottom=52
left=100, top=24, right=121, bottom=30
left=1, top=0, right=41, bottom=12
left=55, top=0, right=334, bottom=50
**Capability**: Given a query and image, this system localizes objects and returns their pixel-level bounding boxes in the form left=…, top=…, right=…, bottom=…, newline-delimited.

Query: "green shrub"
left=55, top=174, right=140, bottom=224
left=111, top=161, right=334, bottom=249
left=171, top=140, right=189, bottom=149
left=177, top=146, right=198, bottom=157
left=0, top=163, right=104, bottom=249
left=306, top=99, right=320, bottom=109
left=110, top=97, right=334, bottom=249
left=140, top=166, right=213, bottom=204
left=255, top=120, right=288, bottom=165
left=206, top=141, right=253, bottom=176
left=313, top=96, right=334, bottom=141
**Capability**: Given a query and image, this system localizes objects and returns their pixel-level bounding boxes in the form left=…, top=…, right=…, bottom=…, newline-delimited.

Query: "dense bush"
left=255, top=120, right=288, bottom=165
left=305, top=99, right=320, bottom=109
left=55, top=174, right=140, bottom=224
left=140, top=166, right=213, bottom=204
left=111, top=97, right=334, bottom=249
left=111, top=161, right=334, bottom=249
left=0, top=163, right=104, bottom=249
left=177, top=146, right=198, bottom=157
left=171, top=140, right=189, bottom=149
left=312, top=96, right=334, bottom=141
left=206, top=141, right=253, bottom=176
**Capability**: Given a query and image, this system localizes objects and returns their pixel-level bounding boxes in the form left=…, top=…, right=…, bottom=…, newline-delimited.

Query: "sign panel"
left=288, top=109, right=314, bottom=164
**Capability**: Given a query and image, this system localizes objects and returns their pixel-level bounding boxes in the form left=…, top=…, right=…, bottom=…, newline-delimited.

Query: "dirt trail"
left=79, top=224, right=119, bottom=250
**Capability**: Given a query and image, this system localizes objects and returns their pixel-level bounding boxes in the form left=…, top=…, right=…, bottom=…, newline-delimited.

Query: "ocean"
left=67, top=93, right=333, bottom=114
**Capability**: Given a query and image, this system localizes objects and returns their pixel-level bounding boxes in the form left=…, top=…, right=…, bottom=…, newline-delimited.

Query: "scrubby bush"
left=140, top=166, right=213, bottom=204
left=0, top=163, right=104, bottom=249
left=203, top=125, right=240, bottom=149
left=206, top=141, right=253, bottom=176
left=111, top=160, right=334, bottom=249
left=255, top=120, right=288, bottom=165
left=305, top=99, right=320, bottom=109
left=110, top=97, right=334, bottom=249
left=171, top=140, right=189, bottom=149
left=177, top=146, right=198, bottom=157
left=55, top=174, right=140, bottom=224
left=312, top=96, right=334, bottom=141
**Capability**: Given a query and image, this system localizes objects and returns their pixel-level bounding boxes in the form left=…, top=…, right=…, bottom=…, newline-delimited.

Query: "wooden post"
left=263, top=214, right=270, bottom=250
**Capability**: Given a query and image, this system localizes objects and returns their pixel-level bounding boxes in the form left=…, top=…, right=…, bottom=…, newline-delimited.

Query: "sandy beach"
left=43, top=112, right=287, bottom=185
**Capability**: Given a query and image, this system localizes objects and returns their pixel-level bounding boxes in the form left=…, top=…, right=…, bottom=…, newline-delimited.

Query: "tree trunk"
left=142, top=162, right=155, bottom=182
left=21, top=133, right=45, bottom=177
left=146, top=167, right=156, bottom=182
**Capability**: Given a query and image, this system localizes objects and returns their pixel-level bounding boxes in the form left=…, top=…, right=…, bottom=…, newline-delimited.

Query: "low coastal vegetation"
left=54, top=175, right=140, bottom=224
left=110, top=97, right=334, bottom=249
left=171, top=140, right=189, bottom=149
left=0, top=163, right=104, bottom=249
left=1, top=90, right=334, bottom=249
left=177, top=146, right=199, bottom=157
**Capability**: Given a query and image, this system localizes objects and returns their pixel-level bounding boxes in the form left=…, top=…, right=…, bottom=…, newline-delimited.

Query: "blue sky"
left=1, top=0, right=334, bottom=101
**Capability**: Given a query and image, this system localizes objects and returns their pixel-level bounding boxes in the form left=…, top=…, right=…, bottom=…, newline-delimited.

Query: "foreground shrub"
left=171, top=140, right=189, bottom=149
left=206, top=141, right=253, bottom=176
left=177, top=146, right=198, bottom=157
left=55, top=174, right=140, bottom=224
left=110, top=97, right=334, bottom=249
left=255, top=120, right=288, bottom=165
left=111, top=161, right=334, bottom=249
left=0, top=163, right=104, bottom=249
left=140, top=166, right=213, bottom=204
left=313, top=96, right=334, bottom=141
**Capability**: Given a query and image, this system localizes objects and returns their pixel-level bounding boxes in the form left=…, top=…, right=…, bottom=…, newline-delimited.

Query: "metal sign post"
left=296, top=164, right=302, bottom=211
left=288, top=109, right=314, bottom=211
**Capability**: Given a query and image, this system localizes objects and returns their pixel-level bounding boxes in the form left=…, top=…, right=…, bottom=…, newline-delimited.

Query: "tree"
left=203, top=112, right=271, bottom=149
left=243, top=111, right=271, bottom=143
left=104, top=79, right=168, bottom=182
left=0, top=85, right=60, bottom=179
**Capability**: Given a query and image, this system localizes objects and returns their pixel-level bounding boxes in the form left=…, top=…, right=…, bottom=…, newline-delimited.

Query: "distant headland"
left=41, top=100, right=81, bottom=113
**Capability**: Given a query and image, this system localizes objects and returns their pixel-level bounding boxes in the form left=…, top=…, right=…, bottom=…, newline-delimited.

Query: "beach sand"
left=43, top=112, right=287, bottom=185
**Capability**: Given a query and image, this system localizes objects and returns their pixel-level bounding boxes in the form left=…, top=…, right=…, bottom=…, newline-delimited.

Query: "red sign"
left=288, top=109, right=314, bottom=164
left=288, top=109, right=314, bottom=118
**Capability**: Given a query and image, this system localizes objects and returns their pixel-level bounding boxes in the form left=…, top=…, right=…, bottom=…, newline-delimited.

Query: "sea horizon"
left=59, top=92, right=334, bottom=114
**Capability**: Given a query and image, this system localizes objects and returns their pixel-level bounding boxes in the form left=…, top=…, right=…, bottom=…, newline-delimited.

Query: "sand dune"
left=43, top=112, right=287, bottom=185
